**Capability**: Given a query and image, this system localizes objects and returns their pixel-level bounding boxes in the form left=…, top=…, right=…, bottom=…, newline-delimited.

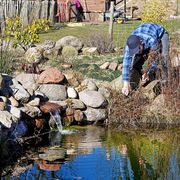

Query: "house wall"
left=78, top=0, right=106, bottom=21
left=79, top=0, right=106, bottom=12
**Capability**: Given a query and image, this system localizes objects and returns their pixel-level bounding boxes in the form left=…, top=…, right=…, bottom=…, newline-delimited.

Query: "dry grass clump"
left=107, top=90, right=148, bottom=129
left=108, top=58, right=179, bottom=129
left=161, top=48, right=180, bottom=116
left=86, top=32, right=114, bottom=54
left=162, top=70, right=180, bottom=116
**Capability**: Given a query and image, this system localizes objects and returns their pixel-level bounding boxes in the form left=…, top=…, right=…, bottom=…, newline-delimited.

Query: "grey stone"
left=98, top=87, right=111, bottom=98
left=20, top=105, right=42, bottom=118
left=83, top=107, right=108, bottom=122
left=10, top=79, right=30, bottom=103
left=25, top=47, right=44, bottom=64
left=15, top=73, right=39, bottom=91
left=38, top=84, right=67, bottom=101
left=61, top=45, right=78, bottom=59
left=70, top=99, right=86, bottom=110
left=6, top=105, right=22, bottom=119
left=27, top=97, right=40, bottom=107
left=55, top=36, right=83, bottom=51
left=110, top=75, right=123, bottom=91
left=79, top=90, right=106, bottom=108
left=67, top=87, right=78, bottom=99
left=0, top=111, right=18, bottom=128
left=81, top=79, right=98, bottom=91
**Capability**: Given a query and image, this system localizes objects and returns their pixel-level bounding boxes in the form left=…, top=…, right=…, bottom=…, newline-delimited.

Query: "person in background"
left=75, top=0, right=84, bottom=22
left=121, top=23, right=169, bottom=96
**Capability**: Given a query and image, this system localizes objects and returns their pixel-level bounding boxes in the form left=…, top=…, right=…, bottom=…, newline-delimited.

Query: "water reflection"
left=7, top=127, right=180, bottom=180
left=13, top=147, right=134, bottom=179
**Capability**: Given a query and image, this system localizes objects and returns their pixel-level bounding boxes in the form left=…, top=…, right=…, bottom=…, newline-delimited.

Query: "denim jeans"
left=161, top=31, right=169, bottom=80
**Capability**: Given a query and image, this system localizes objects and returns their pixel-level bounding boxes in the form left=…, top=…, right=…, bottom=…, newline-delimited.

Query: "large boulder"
left=61, top=45, right=78, bottom=59
left=79, top=90, right=107, bottom=108
left=25, top=47, right=44, bottom=64
left=0, top=111, right=18, bottom=128
left=40, top=40, right=56, bottom=50
left=38, top=84, right=67, bottom=101
left=110, top=75, right=123, bottom=91
left=15, top=73, right=39, bottom=91
left=6, top=105, right=22, bottom=119
left=68, top=99, right=86, bottom=110
left=83, top=107, right=108, bottom=122
left=81, top=79, right=98, bottom=91
left=142, top=94, right=180, bottom=126
left=10, top=79, right=30, bottom=103
left=20, top=105, right=42, bottom=118
left=37, top=67, right=65, bottom=84
left=55, top=36, right=83, bottom=52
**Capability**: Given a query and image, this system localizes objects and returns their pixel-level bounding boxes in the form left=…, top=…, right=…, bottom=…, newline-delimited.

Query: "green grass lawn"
left=39, top=19, right=180, bottom=48
left=39, top=19, right=180, bottom=81
left=39, top=20, right=141, bottom=48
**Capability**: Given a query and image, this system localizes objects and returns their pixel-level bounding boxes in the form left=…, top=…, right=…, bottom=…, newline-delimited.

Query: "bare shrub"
left=162, top=49, right=180, bottom=115
left=107, top=90, right=148, bottom=129
left=86, top=32, right=114, bottom=54
left=108, top=67, right=179, bottom=130
left=159, top=48, right=179, bottom=115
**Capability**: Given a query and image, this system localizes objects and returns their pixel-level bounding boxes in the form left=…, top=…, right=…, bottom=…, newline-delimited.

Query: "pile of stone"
left=0, top=67, right=111, bottom=139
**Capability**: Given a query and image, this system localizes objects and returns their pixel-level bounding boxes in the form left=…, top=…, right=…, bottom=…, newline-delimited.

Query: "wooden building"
left=56, top=0, right=124, bottom=22
left=0, top=0, right=179, bottom=24
left=0, top=0, right=126, bottom=24
left=77, top=0, right=118, bottom=22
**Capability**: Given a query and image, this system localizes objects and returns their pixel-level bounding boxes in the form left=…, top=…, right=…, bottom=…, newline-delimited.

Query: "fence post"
left=124, top=0, right=126, bottom=20
left=109, top=1, right=114, bottom=42
left=177, top=0, right=179, bottom=16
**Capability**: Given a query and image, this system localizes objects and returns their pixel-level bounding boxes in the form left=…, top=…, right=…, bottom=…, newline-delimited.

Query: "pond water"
left=3, top=127, right=180, bottom=180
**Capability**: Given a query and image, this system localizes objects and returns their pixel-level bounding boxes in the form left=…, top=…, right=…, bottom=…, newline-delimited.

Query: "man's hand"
left=141, top=73, right=149, bottom=85
left=122, top=81, right=130, bottom=96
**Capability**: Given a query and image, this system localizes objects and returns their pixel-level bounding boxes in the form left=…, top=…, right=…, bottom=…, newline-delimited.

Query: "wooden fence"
left=0, top=0, right=56, bottom=25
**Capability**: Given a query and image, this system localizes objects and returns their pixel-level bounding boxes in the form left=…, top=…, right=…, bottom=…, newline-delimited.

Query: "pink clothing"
left=75, top=0, right=81, bottom=9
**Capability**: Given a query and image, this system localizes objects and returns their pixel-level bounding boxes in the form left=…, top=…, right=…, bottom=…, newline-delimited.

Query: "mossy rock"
left=61, top=45, right=78, bottom=59
left=25, top=47, right=44, bottom=64
left=82, top=47, right=99, bottom=56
